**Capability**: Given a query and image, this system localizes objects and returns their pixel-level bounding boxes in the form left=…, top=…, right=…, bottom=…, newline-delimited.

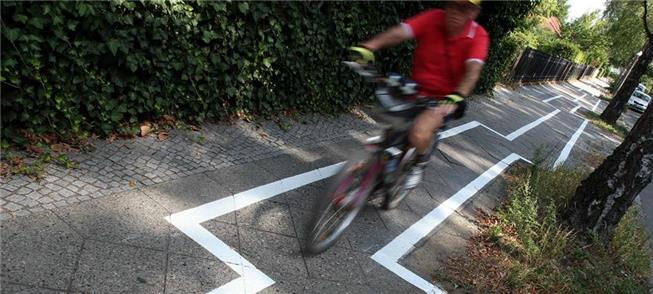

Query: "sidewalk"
left=0, top=78, right=640, bottom=293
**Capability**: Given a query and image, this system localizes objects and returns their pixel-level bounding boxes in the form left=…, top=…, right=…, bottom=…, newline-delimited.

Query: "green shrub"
left=540, top=38, right=584, bottom=62
left=1, top=1, right=535, bottom=145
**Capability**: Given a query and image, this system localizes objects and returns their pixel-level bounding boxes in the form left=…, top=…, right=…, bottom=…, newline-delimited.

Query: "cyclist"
left=350, top=0, right=488, bottom=188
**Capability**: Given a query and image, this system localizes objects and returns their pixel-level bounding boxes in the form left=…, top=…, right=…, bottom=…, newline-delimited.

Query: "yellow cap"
left=468, top=0, right=482, bottom=6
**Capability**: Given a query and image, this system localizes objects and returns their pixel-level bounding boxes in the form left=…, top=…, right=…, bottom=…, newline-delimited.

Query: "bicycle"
left=305, top=61, right=446, bottom=254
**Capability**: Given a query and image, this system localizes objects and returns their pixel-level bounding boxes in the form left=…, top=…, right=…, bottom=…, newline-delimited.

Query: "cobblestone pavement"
left=0, top=114, right=377, bottom=218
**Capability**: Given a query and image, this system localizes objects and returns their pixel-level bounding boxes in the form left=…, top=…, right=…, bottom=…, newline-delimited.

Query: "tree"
left=564, top=1, right=653, bottom=238
left=600, top=0, right=653, bottom=124
left=565, top=11, right=609, bottom=67
left=604, top=0, right=647, bottom=67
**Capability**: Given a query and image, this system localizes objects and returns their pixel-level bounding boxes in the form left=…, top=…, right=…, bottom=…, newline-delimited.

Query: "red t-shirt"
left=403, top=9, right=489, bottom=98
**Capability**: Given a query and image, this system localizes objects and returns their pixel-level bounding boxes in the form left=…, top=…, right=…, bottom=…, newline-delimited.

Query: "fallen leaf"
left=0, top=162, right=9, bottom=177
left=162, top=114, right=175, bottom=123
left=50, top=143, right=68, bottom=153
left=158, top=131, right=169, bottom=141
left=41, top=133, right=57, bottom=144
left=259, top=132, right=269, bottom=139
left=190, top=125, right=200, bottom=131
left=27, top=145, right=44, bottom=154
left=108, top=134, right=117, bottom=143
left=128, top=180, right=137, bottom=188
left=140, top=121, right=152, bottom=137
left=9, top=156, right=23, bottom=167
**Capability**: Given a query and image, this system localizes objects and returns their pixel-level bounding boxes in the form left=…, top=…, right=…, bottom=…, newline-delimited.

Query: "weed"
left=583, top=111, right=629, bottom=138
left=440, top=164, right=650, bottom=293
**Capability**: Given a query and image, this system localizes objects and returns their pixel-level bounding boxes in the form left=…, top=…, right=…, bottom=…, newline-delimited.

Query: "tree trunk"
left=600, top=41, right=653, bottom=124
left=564, top=103, right=653, bottom=239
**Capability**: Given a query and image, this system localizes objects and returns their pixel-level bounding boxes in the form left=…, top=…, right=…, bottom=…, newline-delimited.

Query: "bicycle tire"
left=305, top=154, right=379, bottom=254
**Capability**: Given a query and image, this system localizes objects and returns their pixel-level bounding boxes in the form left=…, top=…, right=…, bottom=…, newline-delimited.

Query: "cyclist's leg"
left=405, top=105, right=455, bottom=188
left=409, top=105, right=456, bottom=163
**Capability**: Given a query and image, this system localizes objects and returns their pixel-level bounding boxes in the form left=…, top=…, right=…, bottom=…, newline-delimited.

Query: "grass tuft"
left=583, top=111, right=629, bottom=138
left=439, top=164, right=651, bottom=293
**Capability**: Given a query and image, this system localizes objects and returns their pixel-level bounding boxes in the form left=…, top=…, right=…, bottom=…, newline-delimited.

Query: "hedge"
left=1, top=1, right=535, bottom=145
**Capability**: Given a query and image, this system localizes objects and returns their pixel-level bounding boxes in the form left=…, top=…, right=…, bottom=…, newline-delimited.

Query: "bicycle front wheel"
left=305, top=155, right=379, bottom=254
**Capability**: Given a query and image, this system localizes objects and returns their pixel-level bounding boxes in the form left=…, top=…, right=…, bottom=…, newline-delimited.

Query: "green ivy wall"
left=1, top=1, right=535, bottom=144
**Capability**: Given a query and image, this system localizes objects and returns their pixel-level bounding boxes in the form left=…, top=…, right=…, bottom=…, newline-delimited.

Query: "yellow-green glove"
left=443, top=93, right=467, bottom=119
left=349, top=46, right=375, bottom=64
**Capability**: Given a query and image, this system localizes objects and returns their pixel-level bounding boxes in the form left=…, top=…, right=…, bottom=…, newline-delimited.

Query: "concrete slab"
left=168, top=219, right=240, bottom=260
left=303, top=245, right=367, bottom=285
left=142, top=173, right=233, bottom=223
left=272, top=182, right=327, bottom=211
left=0, top=283, right=66, bottom=293
left=70, top=240, right=166, bottom=293
left=164, top=253, right=239, bottom=294
left=236, top=200, right=296, bottom=237
left=343, top=207, right=393, bottom=254
left=53, top=191, right=170, bottom=250
left=1, top=211, right=82, bottom=290
left=238, top=227, right=308, bottom=280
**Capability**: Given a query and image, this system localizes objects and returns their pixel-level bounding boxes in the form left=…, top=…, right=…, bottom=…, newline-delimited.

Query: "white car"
left=627, top=90, right=651, bottom=112
left=637, top=83, right=646, bottom=93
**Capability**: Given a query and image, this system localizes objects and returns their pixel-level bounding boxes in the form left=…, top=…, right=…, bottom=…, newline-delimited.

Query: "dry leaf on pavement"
left=140, top=122, right=152, bottom=137
left=128, top=180, right=137, bottom=188
left=158, top=132, right=169, bottom=141
left=27, top=145, right=44, bottom=154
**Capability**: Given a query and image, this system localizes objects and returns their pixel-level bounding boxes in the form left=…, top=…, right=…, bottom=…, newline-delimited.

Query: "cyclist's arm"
left=360, top=25, right=412, bottom=51
left=456, top=60, right=484, bottom=97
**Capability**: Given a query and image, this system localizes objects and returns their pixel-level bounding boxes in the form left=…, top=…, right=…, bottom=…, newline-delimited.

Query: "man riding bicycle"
left=350, top=0, right=488, bottom=188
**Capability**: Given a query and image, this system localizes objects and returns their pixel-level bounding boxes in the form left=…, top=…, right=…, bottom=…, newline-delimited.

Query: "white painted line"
left=543, top=95, right=563, bottom=103
left=165, top=162, right=344, bottom=294
left=505, top=109, right=560, bottom=141
left=371, top=153, right=527, bottom=294
left=600, top=133, right=621, bottom=144
left=441, top=109, right=560, bottom=142
left=439, top=121, right=481, bottom=139
left=553, top=120, right=589, bottom=168
left=570, top=105, right=582, bottom=113
left=572, top=93, right=587, bottom=103
left=591, top=100, right=601, bottom=112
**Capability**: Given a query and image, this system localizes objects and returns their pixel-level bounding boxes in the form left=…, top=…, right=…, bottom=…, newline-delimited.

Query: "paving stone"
left=1, top=211, right=82, bottom=289
left=0, top=282, right=67, bottom=293
left=164, top=253, right=239, bottom=294
left=203, top=161, right=278, bottom=193
left=4, top=202, right=23, bottom=211
left=168, top=219, right=240, bottom=260
left=71, top=240, right=166, bottom=293
left=16, top=187, right=32, bottom=195
left=6, top=195, right=26, bottom=203
left=236, top=200, right=296, bottom=236
left=142, top=174, right=234, bottom=223
left=303, top=244, right=367, bottom=285
left=239, top=227, right=308, bottom=280
left=58, top=190, right=170, bottom=249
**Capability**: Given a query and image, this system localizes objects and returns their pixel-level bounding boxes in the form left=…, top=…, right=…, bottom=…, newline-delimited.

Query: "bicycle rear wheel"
left=305, top=155, right=379, bottom=254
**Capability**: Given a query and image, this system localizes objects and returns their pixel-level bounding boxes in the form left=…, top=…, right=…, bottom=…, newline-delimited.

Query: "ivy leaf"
left=107, top=39, right=120, bottom=56
left=67, top=20, right=78, bottom=31
left=28, top=17, right=45, bottom=29
left=110, top=111, right=123, bottom=122
left=4, top=28, right=21, bottom=42
left=238, top=2, right=249, bottom=13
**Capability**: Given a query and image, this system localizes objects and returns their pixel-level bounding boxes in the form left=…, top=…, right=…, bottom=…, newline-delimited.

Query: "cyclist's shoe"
left=405, top=164, right=425, bottom=189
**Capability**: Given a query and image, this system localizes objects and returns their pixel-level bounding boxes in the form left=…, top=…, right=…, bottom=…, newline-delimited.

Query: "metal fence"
left=509, top=47, right=597, bottom=83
